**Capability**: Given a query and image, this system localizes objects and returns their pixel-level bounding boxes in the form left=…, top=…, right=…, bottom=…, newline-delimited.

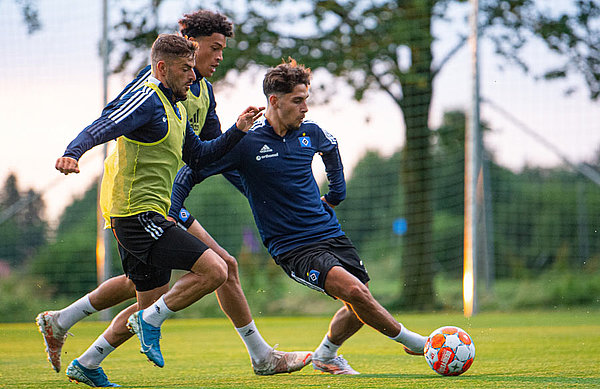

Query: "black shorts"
left=111, top=211, right=209, bottom=291
left=273, top=235, right=370, bottom=297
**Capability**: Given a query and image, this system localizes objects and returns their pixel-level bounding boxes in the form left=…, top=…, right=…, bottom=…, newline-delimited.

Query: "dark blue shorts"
left=111, top=211, right=209, bottom=291
left=273, top=235, right=370, bottom=297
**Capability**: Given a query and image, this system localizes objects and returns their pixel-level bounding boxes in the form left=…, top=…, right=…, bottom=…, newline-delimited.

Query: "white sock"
left=141, top=296, right=174, bottom=328
left=57, top=294, right=97, bottom=331
left=77, top=335, right=115, bottom=369
left=236, top=320, right=272, bottom=363
left=390, top=325, right=427, bottom=351
left=313, top=335, right=340, bottom=360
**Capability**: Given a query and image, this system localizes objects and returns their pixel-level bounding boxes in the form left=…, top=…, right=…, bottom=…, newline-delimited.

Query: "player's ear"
left=156, top=60, right=167, bottom=76
left=268, top=94, right=278, bottom=108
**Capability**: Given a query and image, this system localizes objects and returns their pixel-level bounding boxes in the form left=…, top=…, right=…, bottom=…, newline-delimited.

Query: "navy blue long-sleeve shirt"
left=170, top=118, right=347, bottom=256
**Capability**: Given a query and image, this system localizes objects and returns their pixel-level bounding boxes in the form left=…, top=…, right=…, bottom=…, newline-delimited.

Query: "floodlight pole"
left=464, top=0, right=482, bottom=317
left=96, top=0, right=112, bottom=322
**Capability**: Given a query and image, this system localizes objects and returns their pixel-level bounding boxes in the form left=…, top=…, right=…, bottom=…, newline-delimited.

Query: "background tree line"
left=4, top=0, right=599, bottom=316
left=1, top=110, right=598, bottom=318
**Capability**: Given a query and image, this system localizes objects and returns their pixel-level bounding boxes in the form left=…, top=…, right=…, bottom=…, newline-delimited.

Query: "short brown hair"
left=263, top=58, right=311, bottom=97
left=178, top=10, right=234, bottom=38
left=150, top=34, right=197, bottom=68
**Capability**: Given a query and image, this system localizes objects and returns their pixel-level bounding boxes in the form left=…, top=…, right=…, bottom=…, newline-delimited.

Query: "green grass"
left=1, top=310, right=599, bottom=388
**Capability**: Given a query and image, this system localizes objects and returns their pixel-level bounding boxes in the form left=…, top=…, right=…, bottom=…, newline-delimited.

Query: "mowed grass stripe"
left=0, top=310, right=598, bottom=388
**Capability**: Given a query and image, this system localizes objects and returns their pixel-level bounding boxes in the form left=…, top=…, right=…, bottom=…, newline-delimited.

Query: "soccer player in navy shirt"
left=170, top=59, right=429, bottom=374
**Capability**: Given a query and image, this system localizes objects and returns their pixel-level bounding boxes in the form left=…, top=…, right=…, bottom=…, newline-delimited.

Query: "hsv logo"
left=298, top=136, right=311, bottom=148
left=179, top=209, right=190, bottom=222
left=308, top=270, right=320, bottom=284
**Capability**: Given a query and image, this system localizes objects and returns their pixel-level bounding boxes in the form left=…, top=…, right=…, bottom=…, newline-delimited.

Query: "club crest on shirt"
left=298, top=136, right=311, bottom=148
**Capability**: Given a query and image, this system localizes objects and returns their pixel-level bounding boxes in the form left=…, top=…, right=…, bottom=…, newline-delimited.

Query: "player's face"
left=164, top=56, right=196, bottom=100
left=190, top=33, right=227, bottom=78
left=274, top=84, right=309, bottom=132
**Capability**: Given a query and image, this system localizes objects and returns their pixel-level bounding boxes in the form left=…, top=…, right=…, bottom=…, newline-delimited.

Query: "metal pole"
left=97, top=0, right=112, bottom=322
left=464, top=0, right=481, bottom=317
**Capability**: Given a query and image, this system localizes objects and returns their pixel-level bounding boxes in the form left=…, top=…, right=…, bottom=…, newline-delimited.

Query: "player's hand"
left=55, top=157, right=80, bottom=175
left=166, top=216, right=176, bottom=223
left=236, top=106, right=265, bottom=132
left=321, top=195, right=335, bottom=209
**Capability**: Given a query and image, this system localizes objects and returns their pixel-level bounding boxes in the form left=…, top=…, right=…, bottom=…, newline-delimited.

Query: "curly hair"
left=151, top=34, right=197, bottom=67
left=178, top=10, right=234, bottom=38
left=263, top=58, right=312, bottom=97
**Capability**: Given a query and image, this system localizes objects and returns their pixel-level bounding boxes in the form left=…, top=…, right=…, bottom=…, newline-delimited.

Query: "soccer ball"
left=424, top=326, right=475, bottom=376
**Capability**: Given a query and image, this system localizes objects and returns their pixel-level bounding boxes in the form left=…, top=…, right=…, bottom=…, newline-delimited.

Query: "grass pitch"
left=1, top=310, right=599, bottom=388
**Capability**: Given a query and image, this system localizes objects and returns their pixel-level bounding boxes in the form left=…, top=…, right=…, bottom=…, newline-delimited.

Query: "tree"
left=29, top=182, right=120, bottom=298
left=110, top=0, right=599, bottom=308
left=0, top=173, right=48, bottom=267
left=7, top=0, right=41, bottom=34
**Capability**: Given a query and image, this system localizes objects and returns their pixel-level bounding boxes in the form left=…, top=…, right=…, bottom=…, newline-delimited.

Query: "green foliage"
left=336, top=150, right=403, bottom=254
left=0, top=272, right=72, bottom=322
left=0, top=173, right=48, bottom=268
left=183, top=175, right=255, bottom=255
left=27, top=182, right=120, bottom=298
left=490, top=165, right=600, bottom=279
left=12, top=0, right=41, bottom=34
left=106, top=0, right=600, bottom=309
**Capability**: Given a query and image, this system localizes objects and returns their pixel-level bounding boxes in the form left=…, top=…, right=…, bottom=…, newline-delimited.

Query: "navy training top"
left=170, top=117, right=347, bottom=256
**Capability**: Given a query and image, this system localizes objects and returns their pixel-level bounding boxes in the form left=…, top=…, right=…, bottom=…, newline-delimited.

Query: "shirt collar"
left=193, top=68, right=204, bottom=82
left=148, top=75, right=186, bottom=103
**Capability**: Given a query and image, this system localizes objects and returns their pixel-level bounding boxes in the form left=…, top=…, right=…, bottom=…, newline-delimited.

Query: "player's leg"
left=128, top=249, right=226, bottom=367
left=185, top=218, right=312, bottom=375
left=312, top=303, right=364, bottom=375
left=324, top=266, right=426, bottom=352
left=88, top=275, right=136, bottom=311
left=36, top=275, right=135, bottom=373
left=65, top=300, right=143, bottom=388
left=125, top=217, right=228, bottom=367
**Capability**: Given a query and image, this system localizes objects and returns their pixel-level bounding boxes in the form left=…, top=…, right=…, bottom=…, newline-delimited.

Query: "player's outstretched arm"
left=55, top=157, right=80, bottom=175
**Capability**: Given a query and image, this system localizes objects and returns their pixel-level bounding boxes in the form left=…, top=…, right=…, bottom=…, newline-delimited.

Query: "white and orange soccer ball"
left=424, top=326, right=475, bottom=376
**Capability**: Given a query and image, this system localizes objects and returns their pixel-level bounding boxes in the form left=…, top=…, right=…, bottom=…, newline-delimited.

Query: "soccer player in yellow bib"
left=36, top=10, right=311, bottom=385
left=51, top=34, right=265, bottom=387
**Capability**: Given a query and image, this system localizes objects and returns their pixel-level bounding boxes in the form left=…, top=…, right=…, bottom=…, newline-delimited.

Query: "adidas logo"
left=244, top=329, right=255, bottom=337
left=155, top=306, right=161, bottom=314
left=95, top=346, right=104, bottom=354
left=259, top=144, right=273, bottom=153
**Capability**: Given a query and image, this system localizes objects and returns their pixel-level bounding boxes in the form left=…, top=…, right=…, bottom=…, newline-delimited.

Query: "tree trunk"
left=398, top=3, right=436, bottom=309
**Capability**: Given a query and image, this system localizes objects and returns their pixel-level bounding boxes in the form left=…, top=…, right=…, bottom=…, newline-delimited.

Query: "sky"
left=1, top=0, right=599, bottom=222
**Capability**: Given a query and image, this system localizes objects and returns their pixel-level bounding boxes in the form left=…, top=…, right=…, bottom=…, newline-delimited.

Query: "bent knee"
left=212, top=261, right=228, bottom=287
left=221, top=254, right=240, bottom=277
left=343, top=283, right=371, bottom=304
left=204, top=252, right=228, bottom=288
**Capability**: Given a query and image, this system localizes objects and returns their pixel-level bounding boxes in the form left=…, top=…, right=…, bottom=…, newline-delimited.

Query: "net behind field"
left=0, top=1, right=599, bottom=321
